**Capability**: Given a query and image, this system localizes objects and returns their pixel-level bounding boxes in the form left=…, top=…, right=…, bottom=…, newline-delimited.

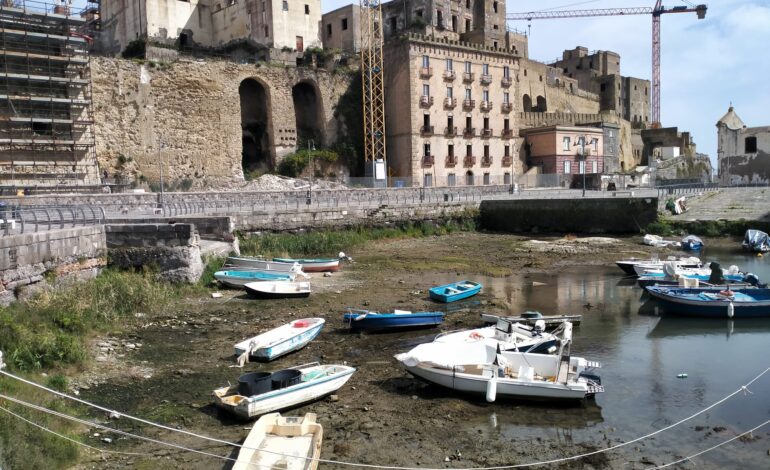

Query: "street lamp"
left=307, top=139, right=315, bottom=205
left=574, top=136, right=597, bottom=197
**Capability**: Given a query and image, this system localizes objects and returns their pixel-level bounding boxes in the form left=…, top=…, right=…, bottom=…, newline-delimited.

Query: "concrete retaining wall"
left=0, top=226, right=107, bottom=305
left=480, top=197, right=658, bottom=234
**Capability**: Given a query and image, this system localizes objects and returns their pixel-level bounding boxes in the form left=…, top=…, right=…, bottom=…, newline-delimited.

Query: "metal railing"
left=0, top=204, right=105, bottom=236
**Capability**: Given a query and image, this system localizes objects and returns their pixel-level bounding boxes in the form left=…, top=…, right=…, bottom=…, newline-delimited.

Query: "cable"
left=1, top=366, right=769, bottom=469
left=650, top=418, right=770, bottom=469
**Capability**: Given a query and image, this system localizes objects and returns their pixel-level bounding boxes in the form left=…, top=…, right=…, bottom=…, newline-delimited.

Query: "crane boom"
left=507, top=2, right=707, bottom=126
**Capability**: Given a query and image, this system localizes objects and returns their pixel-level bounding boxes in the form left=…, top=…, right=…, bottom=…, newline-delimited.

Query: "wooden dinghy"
left=233, top=412, right=323, bottom=470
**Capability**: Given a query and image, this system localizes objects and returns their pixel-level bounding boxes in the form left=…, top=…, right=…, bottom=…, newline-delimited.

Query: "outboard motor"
left=743, top=273, right=767, bottom=288
left=532, top=319, right=545, bottom=337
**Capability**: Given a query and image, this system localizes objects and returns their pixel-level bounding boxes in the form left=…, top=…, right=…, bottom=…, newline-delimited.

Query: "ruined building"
left=0, top=1, right=99, bottom=187
left=717, top=106, right=770, bottom=185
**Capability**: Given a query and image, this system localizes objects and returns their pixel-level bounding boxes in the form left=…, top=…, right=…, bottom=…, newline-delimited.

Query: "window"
left=464, top=88, right=471, bottom=100
left=422, top=84, right=430, bottom=96
left=465, top=18, right=471, bottom=31
left=424, top=143, right=431, bottom=156
left=423, top=114, right=430, bottom=127
left=564, top=160, right=571, bottom=174
left=592, top=161, right=598, bottom=174
left=466, top=171, right=474, bottom=186
left=593, top=138, right=599, bottom=152
left=503, top=118, right=509, bottom=131
left=447, top=173, right=456, bottom=186
left=465, top=0, right=470, bottom=8
left=484, top=145, right=490, bottom=158
left=422, top=55, right=429, bottom=67
left=503, top=92, right=509, bottom=104
left=416, top=9, right=423, bottom=17
left=465, top=61, right=471, bottom=73
left=746, top=136, right=758, bottom=153
left=493, top=1, right=498, bottom=13
left=446, top=87, right=453, bottom=98
left=600, top=83, right=606, bottom=92
left=482, top=63, right=489, bottom=75
left=465, top=116, right=472, bottom=128
left=493, top=41, right=498, bottom=49
left=482, top=90, right=489, bottom=102
left=342, top=18, right=348, bottom=30
left=437, top=10, right=443, bottom=27
left=504, top=172, right=511, bottom=185
left=503, top=66, right=509, bottom=78
left=304, top=4, right=309, bottom=14
left=326, top=24, right=332, bottom=36
left=264, top=26, right=269, bottom=37
left=504, top=144, right=510, bottom=156
left=579, top=160, right=585, bottom=174
left=424, top=173, right=433, bottom=187
left=483, top=117, right=489, bottom=130
left=483, top=173, right=490, bottom=185
left=448, top=143, right=454, bottom=157
left=466, top=144, right=472, bottom=156
left=282, top=0, right=288, bottom=11
left=446, top=58, right=453, bottom=71
left=452, top=15, right=458, bottom=32
left=563, top=137, right=571, bottom=151
left=389, top=17, right=397, bottom=32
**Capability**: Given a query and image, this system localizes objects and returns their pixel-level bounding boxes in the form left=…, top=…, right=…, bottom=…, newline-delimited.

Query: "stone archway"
left=292, top=80, right=325, bottom=147
left=239, top=78, right=272, bottom=175
left=522, top=94, right=532, bottom=112
left=536, top=95, right=547, bottom=112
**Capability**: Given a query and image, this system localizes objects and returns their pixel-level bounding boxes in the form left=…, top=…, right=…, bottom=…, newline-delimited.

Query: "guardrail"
left=0, top=204, right=105, bottom=236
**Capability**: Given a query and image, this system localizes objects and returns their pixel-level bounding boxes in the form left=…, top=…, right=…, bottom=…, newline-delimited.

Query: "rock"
left=95, top=356, right=108, bottom=362
left=359, top=421, right=375, bottom=431
left=398, top=280, right=405, bottom=284
left=108, top=412, right=121, bottom=420
left=211, top=292, right=223, bottom=298
left=323, top=272, right=332, bottom=277
left=102, top=437, right=112, bottom=444
left=411, top=395, right=418, bottom=400
left=363, top=406, right=369, bottom=411
left=125, top=343, right=136, bottom=349
left=445, top=457, right=451, bottom=462
left=329, top=394, right=339, bottom=402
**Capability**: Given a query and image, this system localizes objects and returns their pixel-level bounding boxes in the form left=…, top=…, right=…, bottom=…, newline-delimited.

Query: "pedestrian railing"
left=0, top=204, right=105, bottom=236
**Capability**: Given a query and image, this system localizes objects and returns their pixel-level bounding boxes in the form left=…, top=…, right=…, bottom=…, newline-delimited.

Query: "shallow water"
left=418, top=246, right=770, bottom=467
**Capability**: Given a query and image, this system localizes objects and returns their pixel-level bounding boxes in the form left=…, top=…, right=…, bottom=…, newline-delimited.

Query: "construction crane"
left=359, top=0, right=387, bottom=186
left=507, top=1, right=707, bottom=126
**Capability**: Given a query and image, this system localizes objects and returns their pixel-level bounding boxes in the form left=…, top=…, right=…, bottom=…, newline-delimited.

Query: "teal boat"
left=429, top=280, right=482, bottom=303
left=214, top=270, right=294, bottom=288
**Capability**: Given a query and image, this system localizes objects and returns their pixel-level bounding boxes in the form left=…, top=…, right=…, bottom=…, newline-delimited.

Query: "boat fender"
left=727, top=302, right=734, bottom=319
left=486, top=375, right=497, bottom=403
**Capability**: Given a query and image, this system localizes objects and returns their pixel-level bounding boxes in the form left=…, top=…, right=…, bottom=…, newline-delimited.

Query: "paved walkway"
left=667, top=187, right=770, bottom=221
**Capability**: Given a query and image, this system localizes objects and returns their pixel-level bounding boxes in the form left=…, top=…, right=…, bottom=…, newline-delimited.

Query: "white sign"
left=374, top=160, right=386, bottom=180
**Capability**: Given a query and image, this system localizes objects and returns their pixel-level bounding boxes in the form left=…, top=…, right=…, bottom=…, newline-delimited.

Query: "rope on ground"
left=1, top=366, right=768, bottom=469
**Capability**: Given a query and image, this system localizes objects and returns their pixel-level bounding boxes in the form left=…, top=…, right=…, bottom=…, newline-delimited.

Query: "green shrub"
left=199, top=256, right=225, bottom=288
left=122, top=38, right=146, bottom=59
left=45, top=374, right=69, bottom=392
left=277, top=149, right=339, bottom=177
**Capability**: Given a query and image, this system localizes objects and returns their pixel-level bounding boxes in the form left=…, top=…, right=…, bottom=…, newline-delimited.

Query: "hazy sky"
left=320, top=0, right=767, bottom=166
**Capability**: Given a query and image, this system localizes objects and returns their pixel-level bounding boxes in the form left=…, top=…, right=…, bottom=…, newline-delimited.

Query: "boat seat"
left=445, top=287, right=461, bottom=294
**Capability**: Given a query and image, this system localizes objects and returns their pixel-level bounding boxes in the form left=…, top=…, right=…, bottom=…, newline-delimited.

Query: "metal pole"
left=158, top=140, right=164, bottom=209
left=581, top=137, right=586, bottom=197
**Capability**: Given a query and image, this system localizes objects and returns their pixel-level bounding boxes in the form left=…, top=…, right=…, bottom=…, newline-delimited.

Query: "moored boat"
left=636, top=270, right=746, bottom=288
left=743, top=229, right=770, bottom=253
left=273, top=257, right=341, bottom=272
left=244, top=281, right=311, bottom=299
left=616, top=256, right=701, bottom=276
left=343, top=309, right=445, bottom=331
left=214, top=270, right=294, bottom=288
left=646, top=286, right=770, bottom=318
left=213, top=363, right=355, bottom=419
left=226, top=256, right=303, bottom=274
left=235, top=318, right=325, bottom=363
left=233, top=412, right=323, bottom=470
left=429, top=280, right=482, bottom=303
left=480, top=312, right=582, bottom=328
left=681, top=235, right=704, bottom=251
left=435, top=318, right=566, bottom=354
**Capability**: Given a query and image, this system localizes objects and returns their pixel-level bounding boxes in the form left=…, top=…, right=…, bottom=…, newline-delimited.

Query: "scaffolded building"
left=0, top=0, right=99, bottom=188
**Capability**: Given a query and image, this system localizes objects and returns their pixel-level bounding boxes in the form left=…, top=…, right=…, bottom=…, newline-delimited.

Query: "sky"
left=321, top=0, right=770, bottom=167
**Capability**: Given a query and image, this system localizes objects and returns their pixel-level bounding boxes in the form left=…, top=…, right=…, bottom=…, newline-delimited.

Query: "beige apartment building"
left=385, top=35, right=520, bottom=187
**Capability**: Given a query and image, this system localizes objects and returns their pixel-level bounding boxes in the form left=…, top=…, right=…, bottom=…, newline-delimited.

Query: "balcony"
left=419, top=95, right=434, bottom=108
left=420, top=125, right=434, bottom=136
left=502, top=155, right=513, bottom=167
left=501, top=102, right=513, bottom=113
left=445, top=155, right=458, bottom=167
left=462, top=99, right=475, bottom=110
left=443, top=70, right=456, bottom=81
left=444, top=126, right=457, bottom=137
left=419, top=66, right=433, bottom=78
left=480, top=100, right=493, bottom=112
left=463, top=127, right=475, bottom=138
left=443, top=97, right=457, bottom=109
left=501, top=76, right=512, bottom=87
left=480, top=74, right=492, bottom=85
left=463, top=155, right=476, bottom=167
left=462, top=72, right=475, bottom=83
left=481, top=128, right=492, bottom=138
left=501, top=129, right=514, bottom=139
left=481, top=156, right=493, bottom=167
left=422, top=155, right=434, bottom=167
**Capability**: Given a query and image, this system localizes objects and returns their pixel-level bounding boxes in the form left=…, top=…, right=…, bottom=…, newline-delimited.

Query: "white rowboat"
left=226, top=256, right=304, bottom=274
left=234, top=318, right=325, bottom=363
left=233, top=412, right=323, bottom=470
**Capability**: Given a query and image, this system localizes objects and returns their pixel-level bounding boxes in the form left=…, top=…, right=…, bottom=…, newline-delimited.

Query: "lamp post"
left=307, top=139, right=315, bottom=205
left=157, top=139, right=165, bottom=209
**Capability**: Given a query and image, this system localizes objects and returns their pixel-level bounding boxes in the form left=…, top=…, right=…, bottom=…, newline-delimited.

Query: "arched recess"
left=522, top=94, right=532, bottom=112
left=536, top=95, right=547, bottom=112
left=239, top=78, right=272, bottom=175
left=465, top=170, right=474, bottom=186
left=292, top=80, right=325, bottom=147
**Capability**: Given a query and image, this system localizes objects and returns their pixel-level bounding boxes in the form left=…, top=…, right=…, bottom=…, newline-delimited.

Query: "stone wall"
left=91, top=57, right=356, bottom=188
left=0, top=227, right=107, bottom=306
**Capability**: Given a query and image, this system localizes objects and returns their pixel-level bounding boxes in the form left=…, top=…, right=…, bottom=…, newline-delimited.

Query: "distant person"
left=103, top=169, right=109, bottom=181
left=708, top=262, right=725, bottom=285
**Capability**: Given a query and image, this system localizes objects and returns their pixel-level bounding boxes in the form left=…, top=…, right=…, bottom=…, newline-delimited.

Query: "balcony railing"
left=420, top=125, right=434, bottom=136
left=480, top=74, right=493, bottom=85
left=463, top=155, right=476, bottom=167
left=444, top=97, right=457, bottom=109
left=501, top=76, right=513, bottom=87
left=443, top=70, right=456, bottom=81
left=463, top=127, right=475, bottom=138
left=422, top=155, right=434, bottom=167
left=444, top=126, right=457, bottom=137
left=462, top=99, right=475, bottom=110
left=445, top=155, right=458, bottom=167
left=481, top=156, right=493, bottom=167
left=501, top=102, right=513, bottom=113
left=462, top=72, right=475, bottom=83
left=481, top=128, right=492, bottom=138
left=501, top=129, right=514, bottom=139
left=480, top=100, right=493, bottom=111
left=502, top=155, right=513, bottom=166
left=419, top=95, right=434, bottom=108
left=419, top=66, right=433, bottom=78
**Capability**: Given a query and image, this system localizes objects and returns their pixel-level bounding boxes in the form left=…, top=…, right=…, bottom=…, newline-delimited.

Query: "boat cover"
left=743, top=229, right=770, bottom=252
left=395, top=341, right=497, bottom=368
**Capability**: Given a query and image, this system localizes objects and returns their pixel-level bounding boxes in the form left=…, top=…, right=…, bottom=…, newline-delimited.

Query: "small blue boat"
left=343, top=309, right=445, bottom=331
left=646, top=286, right=770, bottom=318
left=429, top=280, right=482, bottom=303
left=681, top=235, right=704, bottom=251
left=214, top=270, right=294, bottom=288
left=637, top=272, right=745, bottom=288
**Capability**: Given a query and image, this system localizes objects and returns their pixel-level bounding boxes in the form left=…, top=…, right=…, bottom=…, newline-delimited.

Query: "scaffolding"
left=0, top=0, right=99, bottom=187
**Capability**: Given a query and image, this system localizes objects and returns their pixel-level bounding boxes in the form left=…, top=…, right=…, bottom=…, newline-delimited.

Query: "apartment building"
left=519, top=126, right=604, bottom=189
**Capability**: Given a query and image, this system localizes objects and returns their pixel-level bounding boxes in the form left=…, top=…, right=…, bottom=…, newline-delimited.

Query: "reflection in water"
left=648, top=316, right=770, bottom=339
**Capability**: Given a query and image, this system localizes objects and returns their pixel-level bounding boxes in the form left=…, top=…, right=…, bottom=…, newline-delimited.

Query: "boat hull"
left=215, top=271, right=293, bottom=288
left=226, top=256, right=300, bottom=273
left=244, top=281, right=311, bottom=299
left=233, top=413, right=322, bottom=470
left=646, top=287, right=770, bottom=318
left=273, top=258, right=341, bottom=272
left=234, top=319, right=325, bottom=361
left=343, top=312, right=445, bottom=331
left=429, top=281, right=482, bottom=303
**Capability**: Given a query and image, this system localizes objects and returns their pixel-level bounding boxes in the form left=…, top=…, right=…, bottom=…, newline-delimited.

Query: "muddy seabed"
left=70, top=233, right=747, bottom=469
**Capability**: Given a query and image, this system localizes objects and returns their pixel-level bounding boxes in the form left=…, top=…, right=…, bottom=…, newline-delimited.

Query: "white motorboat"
left=616, top=256, right=701, bottom=276
left=233, top=412, right=323, bottom=470
left=234, top=318, right=325, bottom=364
left=244, top=281, right=312, bottom=299
left=434, top=318, right=563, bottom=354
left=226, top=256, right=304, bottom=274
left=395, top=328, right=602, bottom=401
left=213, top=363, right=355, bottom=420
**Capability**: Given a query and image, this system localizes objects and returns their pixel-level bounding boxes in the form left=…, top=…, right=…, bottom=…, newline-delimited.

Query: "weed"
left=199, top=256, right=225, bottom=288
left=45, top=374, right=69, bottom=392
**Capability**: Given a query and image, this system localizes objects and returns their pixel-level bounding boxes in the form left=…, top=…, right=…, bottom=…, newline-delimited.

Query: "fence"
left=0, top=204, right=105, bottom=236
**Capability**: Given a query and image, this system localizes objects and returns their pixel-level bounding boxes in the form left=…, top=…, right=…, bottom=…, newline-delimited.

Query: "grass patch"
left=239, top=215, right=478, bottom=258
left=199, top=255, right=226, bottom=288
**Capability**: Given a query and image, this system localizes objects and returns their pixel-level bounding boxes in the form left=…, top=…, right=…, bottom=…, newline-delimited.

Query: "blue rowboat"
left=681, top=235, right=704, bottom=251
left=646, top=286, right=770, bottom=318
left=343, top=309, right=445, bottom=331
left=429, top=280, right=482, bottom=303
left=637, top=272, right=745, bottom=288
left=215, top=270, right=294, bottom=288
